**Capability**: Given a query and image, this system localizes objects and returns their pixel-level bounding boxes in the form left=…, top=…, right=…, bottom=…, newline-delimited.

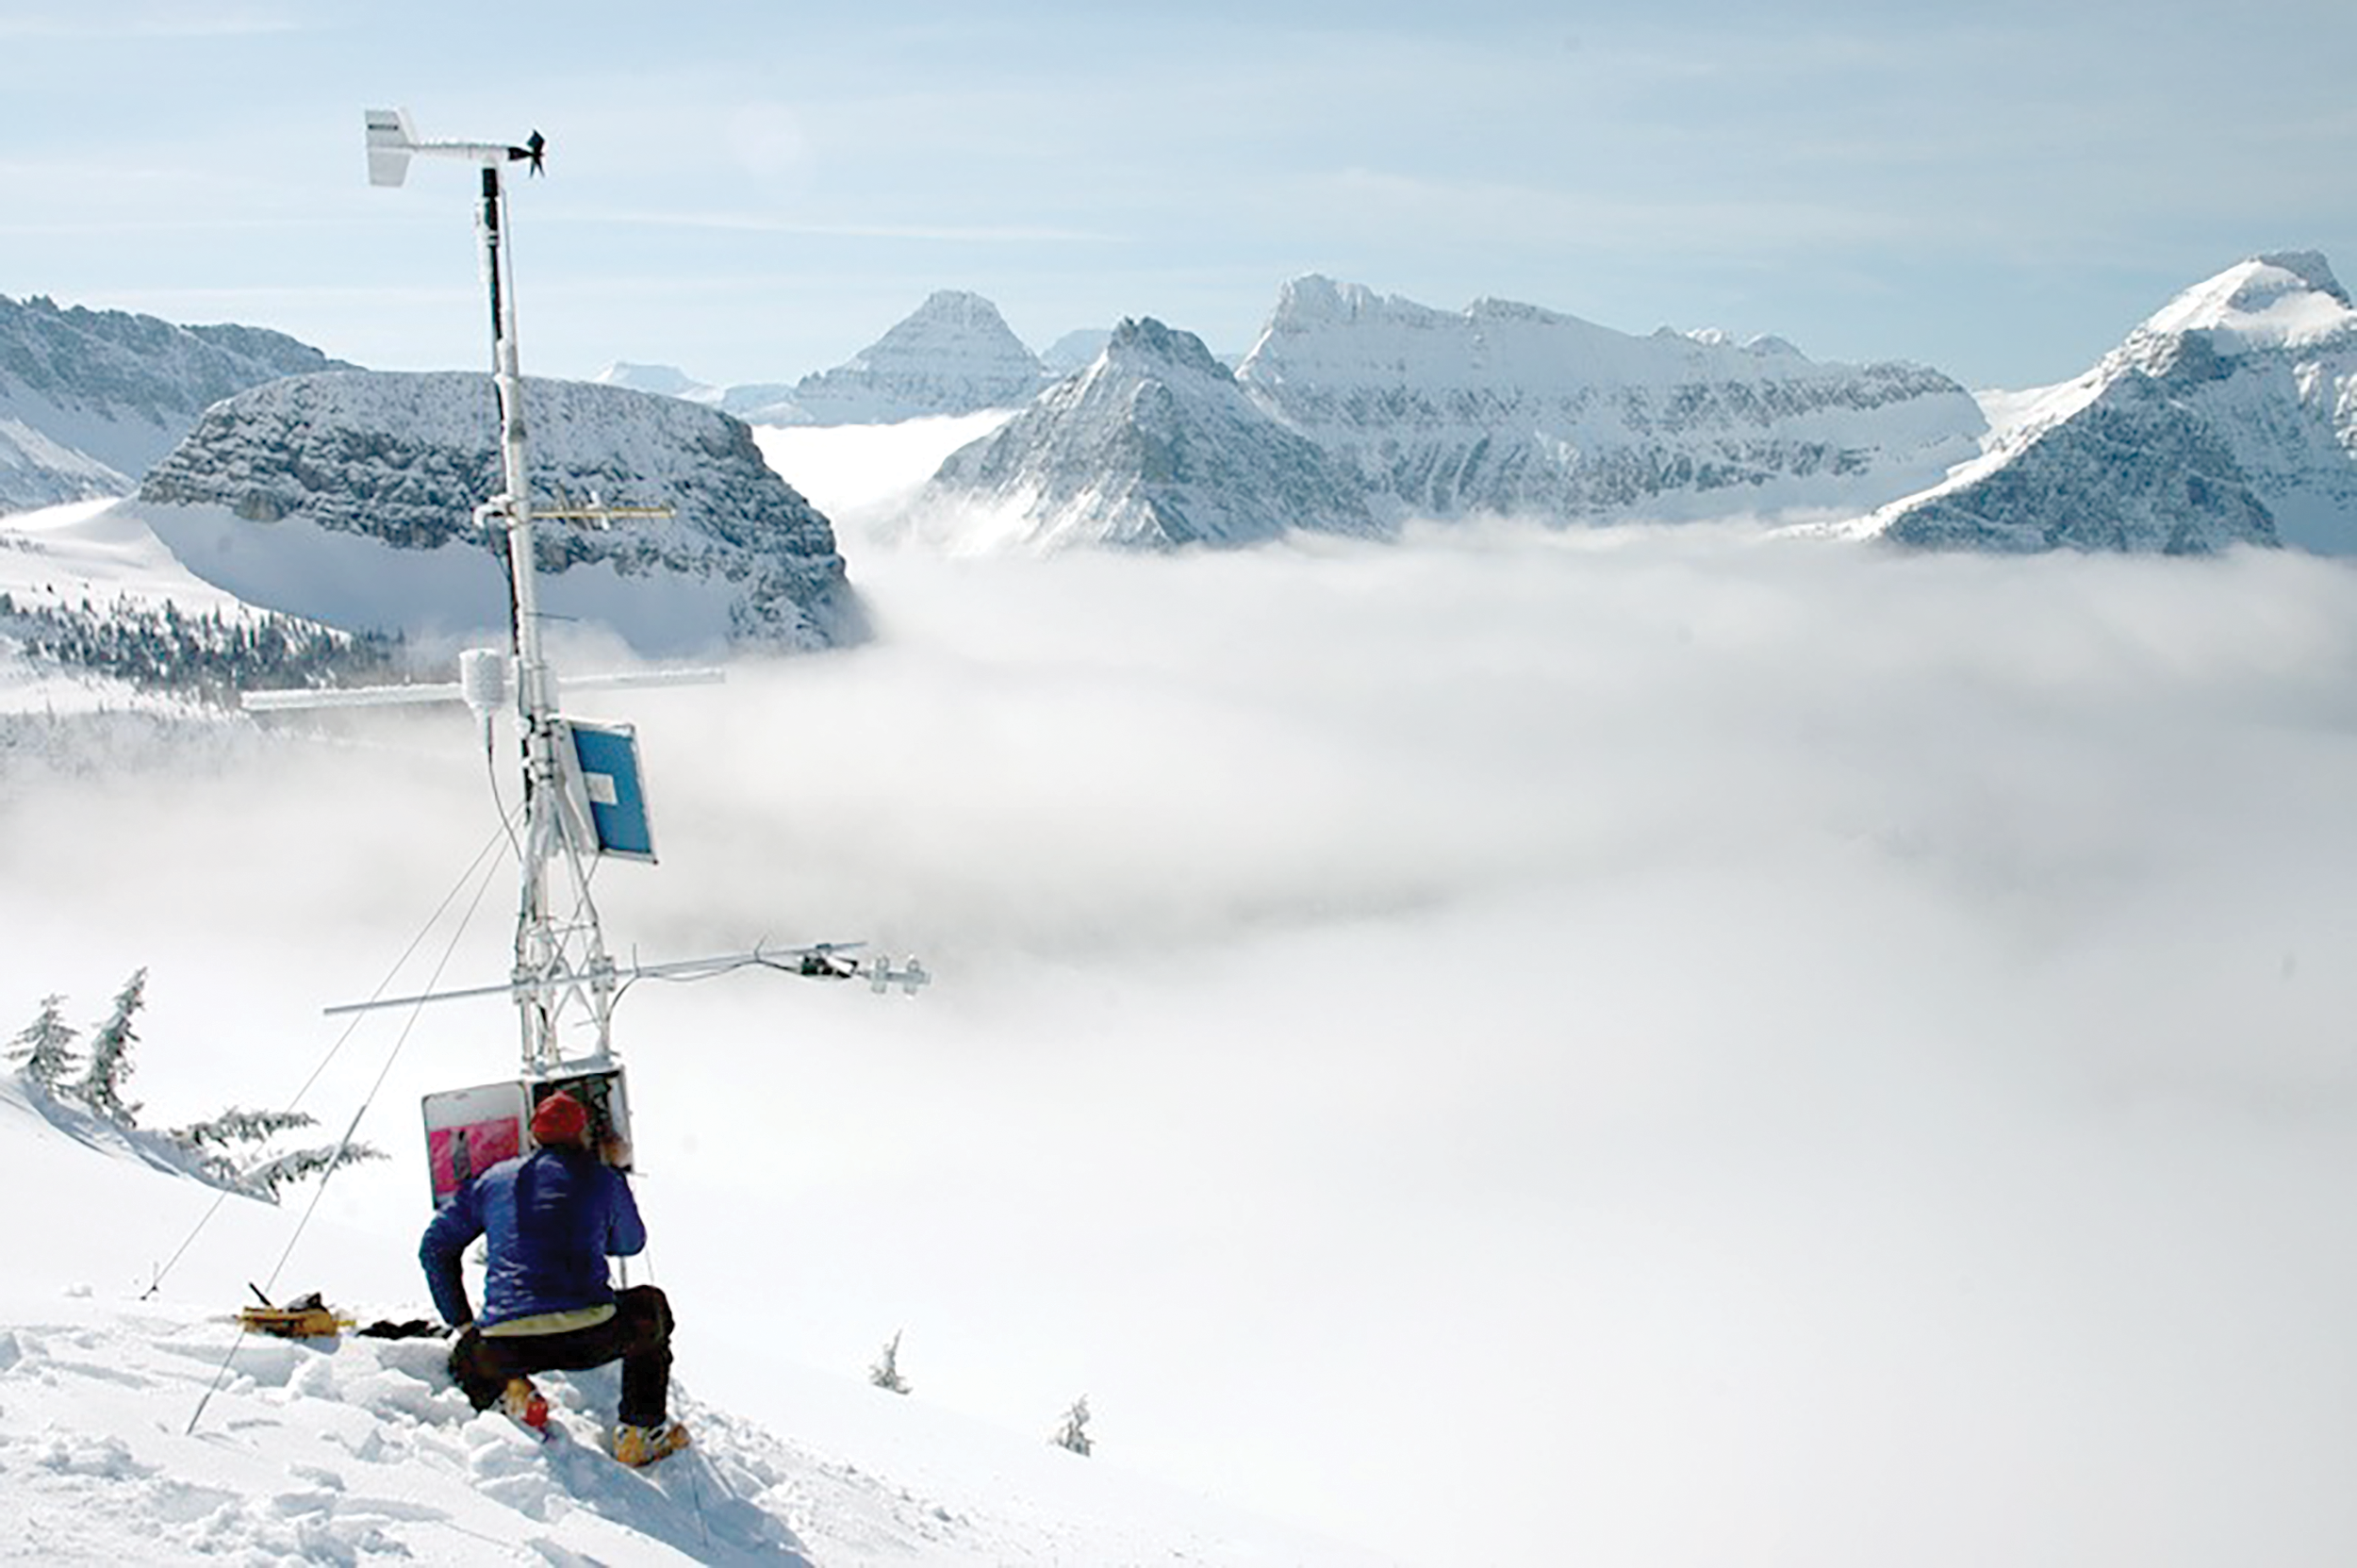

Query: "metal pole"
left=472, top=159, right=616, bottom=1075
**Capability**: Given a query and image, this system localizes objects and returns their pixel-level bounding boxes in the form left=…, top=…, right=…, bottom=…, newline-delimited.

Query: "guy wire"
left=143, top=811, right=519, bottom=1300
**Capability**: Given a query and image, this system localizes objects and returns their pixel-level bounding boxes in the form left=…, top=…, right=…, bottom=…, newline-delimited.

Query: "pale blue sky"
left=2, top=0, right=2350, bottom=390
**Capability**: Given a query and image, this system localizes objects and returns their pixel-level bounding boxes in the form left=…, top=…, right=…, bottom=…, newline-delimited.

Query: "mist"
left=8, top=521, right=2357, bottom=1564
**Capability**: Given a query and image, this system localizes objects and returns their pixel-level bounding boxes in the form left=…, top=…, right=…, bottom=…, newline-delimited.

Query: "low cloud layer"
left=8, top=524, right=2357, bottom=1564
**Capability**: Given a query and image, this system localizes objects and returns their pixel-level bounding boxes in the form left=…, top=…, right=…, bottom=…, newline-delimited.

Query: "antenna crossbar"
left=321, top=942, right=920, bottom=1017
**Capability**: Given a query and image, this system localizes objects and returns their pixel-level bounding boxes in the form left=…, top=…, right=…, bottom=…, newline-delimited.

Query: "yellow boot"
left=613, top=1420, right=691, bottom=1467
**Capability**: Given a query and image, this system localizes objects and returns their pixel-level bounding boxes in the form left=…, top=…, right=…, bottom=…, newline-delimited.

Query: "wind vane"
left=244, top=110, right=924, bottom=1201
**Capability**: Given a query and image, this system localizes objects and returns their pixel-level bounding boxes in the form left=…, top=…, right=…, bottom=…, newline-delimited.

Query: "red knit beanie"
left=531, top=1090, right=589, bottom=1147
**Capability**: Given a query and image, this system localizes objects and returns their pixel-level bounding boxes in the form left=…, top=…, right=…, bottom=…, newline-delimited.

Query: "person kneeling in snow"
left=420, top=1090, right=690, bottom=1466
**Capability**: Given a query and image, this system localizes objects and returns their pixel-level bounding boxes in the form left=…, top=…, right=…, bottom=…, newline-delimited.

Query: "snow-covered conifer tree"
left=170, top=1106, right=320, bottom=1150
left=164, top=1107, right=320, bottom=1190
left=240, top=1142, right=386, bottom=1200
left=76, top=967, right=147, bottom=1125
left=7, top=994, right=80, bottom=1089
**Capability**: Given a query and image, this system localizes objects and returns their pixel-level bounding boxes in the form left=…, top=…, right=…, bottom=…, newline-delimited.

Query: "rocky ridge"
left=1235, top=275, right=1986, bottom=527
left=0, top=292, right=349, bottom=511
left=136, top=371, right=862, bottom=652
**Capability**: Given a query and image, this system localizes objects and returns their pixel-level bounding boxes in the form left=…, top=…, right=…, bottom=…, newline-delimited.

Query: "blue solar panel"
left=568, top=721, right=656, bottom=861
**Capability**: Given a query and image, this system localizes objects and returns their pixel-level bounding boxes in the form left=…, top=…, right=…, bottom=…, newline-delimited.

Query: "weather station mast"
left=367, top=110, right=620, bottom=1076
left=244, top=111, right=924, bottom=1196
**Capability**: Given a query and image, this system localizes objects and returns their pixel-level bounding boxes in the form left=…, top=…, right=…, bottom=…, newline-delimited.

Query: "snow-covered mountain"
left=1236, top=275, right=1985, bottom=526
left=769, top=290, right=1053, bottom=427
left=1865, top=252, right=2357, bottom=554
left=921, top=318, right=1381, bottom=551
left=0, top=292, right=350, bottom=513
left=914, top=276, right=1985, bottom=551
left=134, top=371, right=864, bottom=656
left=606, top=294, right=1056, bottom=431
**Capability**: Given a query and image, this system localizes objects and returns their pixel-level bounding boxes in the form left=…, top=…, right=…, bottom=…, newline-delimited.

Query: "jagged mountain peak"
left=783, top=290, right=1049, bottom=425
left=1101, top=317, right=1233, bottom=384
left=898, top=288, right=1019, bottom=330
left=2132, top=252, right=2355, bottom=359
left=1258, top=275, right=1459, bottom=347
left=918, top=311, right=1377, bottom=552
left=2254, top=249, right=2348, bottom=305
left=840, top=289, right=1028, bottom=371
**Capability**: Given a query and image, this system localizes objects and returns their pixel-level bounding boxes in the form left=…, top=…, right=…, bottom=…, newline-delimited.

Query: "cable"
left=483, top=714, right=526, bottom=872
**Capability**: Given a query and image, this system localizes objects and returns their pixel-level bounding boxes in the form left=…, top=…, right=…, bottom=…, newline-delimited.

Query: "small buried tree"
left=869, top=1329, right=913, bottom=1395
left=1050, top=1395, right=1093, bottom=1457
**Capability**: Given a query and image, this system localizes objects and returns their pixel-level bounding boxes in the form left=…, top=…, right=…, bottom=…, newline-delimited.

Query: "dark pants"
left=449, top=1283, right=674, bottom=1428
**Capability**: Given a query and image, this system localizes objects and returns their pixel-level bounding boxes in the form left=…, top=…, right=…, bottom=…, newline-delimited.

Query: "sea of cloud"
left=7, top=519, right=2357, bottom=1565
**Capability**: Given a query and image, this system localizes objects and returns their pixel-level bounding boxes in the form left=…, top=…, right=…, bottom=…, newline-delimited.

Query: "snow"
left=129, top=498, right=743, bottom=662
left=0, top=414, right=131, bottom=513
left=0, top=1075, right=1388, bottom=1565
left=0, top=499, right=257, bottom=620
left=0, top=383, right=170, bottom=493
left=2135, top=252, right=2353, bottom=355
left=1222, top=274, right=1986, bottom=530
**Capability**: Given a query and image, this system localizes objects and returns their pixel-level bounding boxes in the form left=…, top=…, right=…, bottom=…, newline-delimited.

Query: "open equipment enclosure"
left=421, top=1067, right=633, bottom=1209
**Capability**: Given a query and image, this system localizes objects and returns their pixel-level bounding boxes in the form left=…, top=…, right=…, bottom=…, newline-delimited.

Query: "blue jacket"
left=419, top=1146, right=646, bottom=1330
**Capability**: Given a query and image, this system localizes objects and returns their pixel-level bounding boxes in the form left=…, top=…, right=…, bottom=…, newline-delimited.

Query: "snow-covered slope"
left=1236, top=274, right=1985, bottom=525
left=0, top=417, right=130, bottom=514
left=1868, top=252, right=2357, bottom=554
left=0, top=1072, right=1388, bottom=1566
left=135, top=371, right=865, bottom=655
left=778, top=291, right=1053, bottom=427
left=921, top=319, right=1381, bottom=551
left=0, top=292, right=350, bottom=512
left=0, top=499, right=388, bottom=713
